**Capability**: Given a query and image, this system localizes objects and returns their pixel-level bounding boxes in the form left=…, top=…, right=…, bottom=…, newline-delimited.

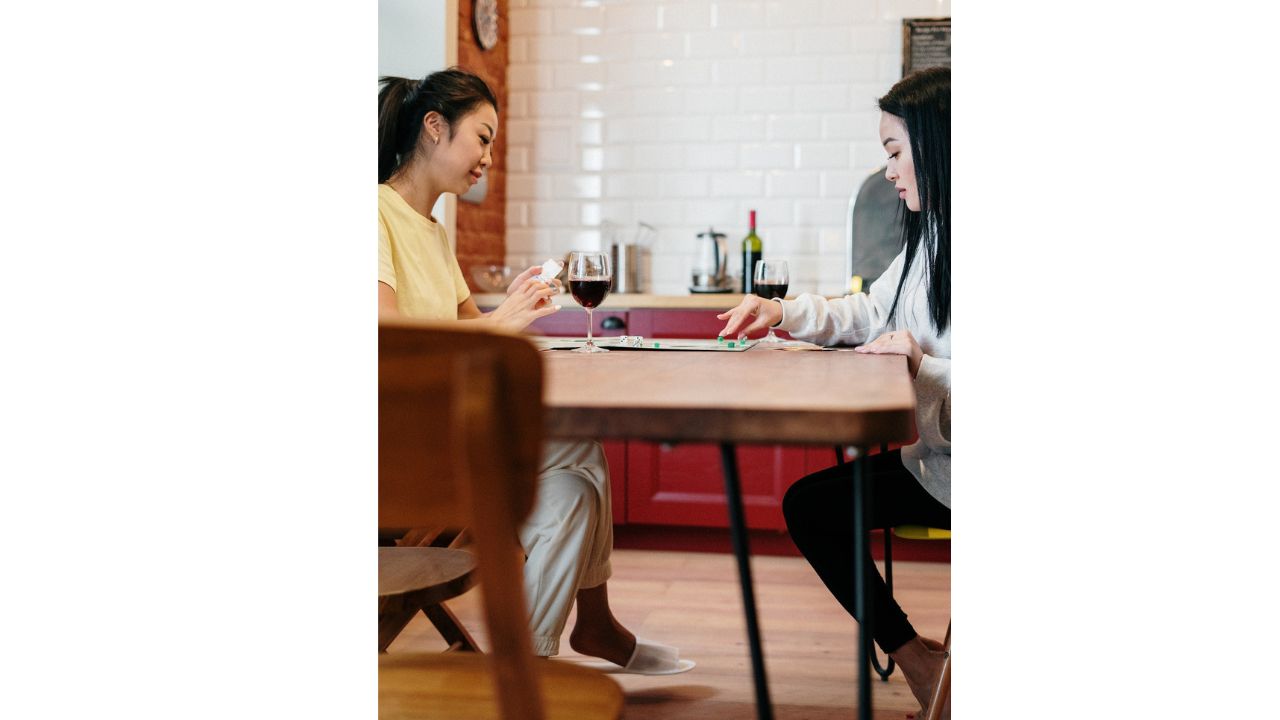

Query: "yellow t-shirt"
left=378, top=184, right=471, bottom=320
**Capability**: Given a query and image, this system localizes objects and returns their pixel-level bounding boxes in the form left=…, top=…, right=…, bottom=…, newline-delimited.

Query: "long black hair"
left=879, top=66, right=949, bottom=333
left=378, top=67, right=499, bottom=184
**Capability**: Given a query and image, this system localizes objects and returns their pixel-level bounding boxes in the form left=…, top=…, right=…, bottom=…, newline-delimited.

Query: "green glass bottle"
left=741, top=209, right=762, bottom=294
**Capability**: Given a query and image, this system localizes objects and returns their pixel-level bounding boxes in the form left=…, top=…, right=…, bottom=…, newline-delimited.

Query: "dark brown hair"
left=879, top=66, right=949, bottom=333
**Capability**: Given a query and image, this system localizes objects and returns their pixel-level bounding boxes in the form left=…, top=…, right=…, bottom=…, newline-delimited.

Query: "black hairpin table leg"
left=719, top=443, right=773, bottom=720
left=852, top=447, right=873, bottom=720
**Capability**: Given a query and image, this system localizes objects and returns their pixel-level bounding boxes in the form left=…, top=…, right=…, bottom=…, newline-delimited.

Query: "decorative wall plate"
left=473, top=0, right=498, bottom=50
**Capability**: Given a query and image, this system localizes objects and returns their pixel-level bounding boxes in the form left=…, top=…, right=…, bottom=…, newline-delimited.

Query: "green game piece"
left=653, top=342, right=660, bottom=348
left=727, top=341, right=736, bottom=348
left=717, top=335, right=724, bottom=342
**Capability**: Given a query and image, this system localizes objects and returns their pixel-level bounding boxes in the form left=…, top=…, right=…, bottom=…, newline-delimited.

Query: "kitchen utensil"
left=690, top=227, right=730, bottom=292
left=611, top=221, right=653, bottom=293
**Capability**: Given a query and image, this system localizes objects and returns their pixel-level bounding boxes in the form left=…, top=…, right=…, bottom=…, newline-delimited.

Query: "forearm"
left=778, top=293, right=889, bottom=346
left=457, top=296, right=485, bottom=320
left=779, top=250, right=906, bottom=345
left=913, top=355, right=951, bottom=449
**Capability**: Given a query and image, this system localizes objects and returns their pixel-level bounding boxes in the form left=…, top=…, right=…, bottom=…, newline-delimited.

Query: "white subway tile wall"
left=505, top=0, right=950, bottom=296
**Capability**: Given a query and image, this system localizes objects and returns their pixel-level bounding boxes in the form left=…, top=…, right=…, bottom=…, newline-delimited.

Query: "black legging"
left=782, top=449, right=950, bottom=654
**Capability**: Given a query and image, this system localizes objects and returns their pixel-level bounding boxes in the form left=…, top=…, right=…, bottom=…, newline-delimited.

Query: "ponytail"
left=378, top=77, right=419, bottom=184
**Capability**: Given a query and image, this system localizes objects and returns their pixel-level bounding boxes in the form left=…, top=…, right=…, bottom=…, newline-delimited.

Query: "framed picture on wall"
left=902, top=18, right=951, bottom=77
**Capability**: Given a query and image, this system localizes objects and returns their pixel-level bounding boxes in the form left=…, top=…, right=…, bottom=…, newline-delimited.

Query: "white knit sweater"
left=776, top=249, right=951, bottom=508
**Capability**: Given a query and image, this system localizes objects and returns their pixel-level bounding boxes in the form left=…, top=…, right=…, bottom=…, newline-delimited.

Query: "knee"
left=585, top=441, right=607, bottom=468
left=538, top=472, right=599, bottom=524
left=782, top=477, right=815, bottom=529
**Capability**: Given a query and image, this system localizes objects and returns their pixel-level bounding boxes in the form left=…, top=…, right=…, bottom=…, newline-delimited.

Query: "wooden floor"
left=385, top=549, right=950, bottom=719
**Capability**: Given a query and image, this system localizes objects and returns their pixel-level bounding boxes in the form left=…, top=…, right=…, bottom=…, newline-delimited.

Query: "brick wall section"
left=456, top=0, right=509, bottom=291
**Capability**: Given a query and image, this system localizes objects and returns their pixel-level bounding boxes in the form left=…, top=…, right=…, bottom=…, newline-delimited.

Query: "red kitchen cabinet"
left=626, top=309, right=724, bottom=339
left=628, top=309, right=793, bottom=341
left=806, top=444, right=857, bottom=474
left=626, top=441, right=816, bottom=530
left=622, top=443, right=908, bottom=532
left=524, top=308, right=629, bottom=338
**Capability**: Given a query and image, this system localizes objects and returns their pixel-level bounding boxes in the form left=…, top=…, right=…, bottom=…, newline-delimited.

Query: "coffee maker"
left=690, top=227, right=732, bottom=293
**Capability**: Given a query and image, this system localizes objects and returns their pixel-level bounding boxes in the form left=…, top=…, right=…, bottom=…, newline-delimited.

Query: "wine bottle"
left=741, top=209, right=762, bottom=294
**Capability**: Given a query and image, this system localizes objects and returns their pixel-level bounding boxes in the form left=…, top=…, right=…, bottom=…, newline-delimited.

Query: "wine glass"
left=567, top=251, right=612, bottom=353
left=753, top=258, right=789, bottom=343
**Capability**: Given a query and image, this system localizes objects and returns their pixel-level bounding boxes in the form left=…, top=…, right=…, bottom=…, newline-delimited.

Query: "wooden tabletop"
left=541, top=348, right=916, bottom=446
left=474, top=292, right=764, bottom=310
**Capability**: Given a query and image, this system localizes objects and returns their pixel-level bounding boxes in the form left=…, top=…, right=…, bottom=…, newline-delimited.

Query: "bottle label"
left=742, top=249, right=759, bottom=293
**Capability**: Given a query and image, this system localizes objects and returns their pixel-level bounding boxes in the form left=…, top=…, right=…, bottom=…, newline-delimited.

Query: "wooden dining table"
left=540, top=345, right=917, bottom=720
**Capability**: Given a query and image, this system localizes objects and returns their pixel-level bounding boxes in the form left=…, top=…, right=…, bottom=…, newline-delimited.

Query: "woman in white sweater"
left=718, top=66, right=951, bottom=718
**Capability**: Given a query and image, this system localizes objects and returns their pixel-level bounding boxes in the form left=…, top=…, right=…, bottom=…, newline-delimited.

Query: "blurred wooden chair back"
left=377, top=320, right=622, bottom=720
left=379, top=320, right=543, bottom=534
left=845, top=166, right=904, bottom=293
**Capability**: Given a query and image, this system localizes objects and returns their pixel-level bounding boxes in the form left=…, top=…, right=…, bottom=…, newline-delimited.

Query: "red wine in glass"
left=754, top=259, right=789, bottom=343
left=754, top=282, right=788, bottom=300
left=569, top=279, right=611, bottom=309
left=567, top=251, right=612, bottom=353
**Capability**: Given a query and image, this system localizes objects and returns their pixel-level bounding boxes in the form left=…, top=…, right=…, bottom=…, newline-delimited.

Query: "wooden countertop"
left=472, top=292, right=752, bottom=310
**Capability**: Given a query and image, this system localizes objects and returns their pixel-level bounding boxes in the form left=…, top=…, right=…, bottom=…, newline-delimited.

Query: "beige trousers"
left=522, top=439, right=614, bottom=656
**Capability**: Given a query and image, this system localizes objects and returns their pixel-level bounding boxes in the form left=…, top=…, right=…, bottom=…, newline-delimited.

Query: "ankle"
left=568, top=622, right=636, bottom=666
left=888, top=636, right=931, bottom=666
left=917, top=634, right=945, bottom=652
left=570, top=617, right=631, bottom=643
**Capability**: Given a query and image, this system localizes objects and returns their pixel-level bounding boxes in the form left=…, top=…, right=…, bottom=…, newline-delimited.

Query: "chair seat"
left=893, top=525, right=951, bottom=541
left=379, top=547, right=476, bottom=604
left=379, top=652, right=624, bottom=720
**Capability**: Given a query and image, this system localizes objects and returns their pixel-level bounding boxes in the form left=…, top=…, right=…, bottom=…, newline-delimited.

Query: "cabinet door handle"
left=601, top=316, right=626, bottom=330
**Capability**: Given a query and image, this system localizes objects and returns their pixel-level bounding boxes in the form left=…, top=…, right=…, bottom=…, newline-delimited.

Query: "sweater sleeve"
left=913, top=354, right=951, bottom=453
left=775, top=250, right=905, bottom=346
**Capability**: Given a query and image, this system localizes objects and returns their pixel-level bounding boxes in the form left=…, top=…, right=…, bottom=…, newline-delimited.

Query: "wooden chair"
left=378, top=523, right=480, bottom=653
left=378, top=319, right=624, bottom=720
left=921, top=622, right=950, bottom=720
left=845, top=165, right=904, bottom=293
left=378, top=540, right=479, bottom=653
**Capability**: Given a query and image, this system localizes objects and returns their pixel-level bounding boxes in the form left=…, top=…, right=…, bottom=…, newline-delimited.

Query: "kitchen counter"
left=472, top=292, right=754, bottom=310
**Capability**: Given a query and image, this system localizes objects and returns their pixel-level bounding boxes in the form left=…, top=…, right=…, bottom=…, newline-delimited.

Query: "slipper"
left=574, top=639, right=696, bottom=675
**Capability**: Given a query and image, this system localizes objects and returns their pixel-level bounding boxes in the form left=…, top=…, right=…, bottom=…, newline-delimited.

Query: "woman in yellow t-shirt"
left=376, top=68, right=691, bottom=674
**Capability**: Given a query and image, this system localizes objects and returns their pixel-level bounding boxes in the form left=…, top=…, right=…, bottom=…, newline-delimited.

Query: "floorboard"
left=385, top=549, right=950, bottom=719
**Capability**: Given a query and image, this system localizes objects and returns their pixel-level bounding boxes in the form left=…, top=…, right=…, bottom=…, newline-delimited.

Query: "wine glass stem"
left=586, top=308, right=595, bottom=347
